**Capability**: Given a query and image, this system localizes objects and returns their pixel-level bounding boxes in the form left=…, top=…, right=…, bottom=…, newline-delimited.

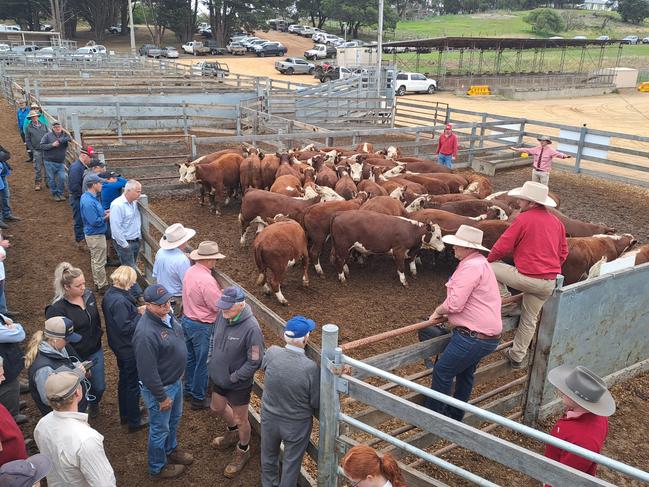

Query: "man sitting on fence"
left=423, top=225, right=502, bottom=421
left=487, top=181, right=567, bottom=369
left=509, top=135, right=570, bottom=187
left=543, top=365, right=614, bottom=485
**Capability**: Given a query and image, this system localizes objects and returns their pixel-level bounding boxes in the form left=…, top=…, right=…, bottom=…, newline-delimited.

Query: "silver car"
left=161, top=46, right=179, bottom=58
left=275, top=57, right=315, bottom=75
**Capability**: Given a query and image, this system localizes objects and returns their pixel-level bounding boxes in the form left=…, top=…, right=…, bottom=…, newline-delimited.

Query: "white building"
left=581, top=0, right=614, bottom=11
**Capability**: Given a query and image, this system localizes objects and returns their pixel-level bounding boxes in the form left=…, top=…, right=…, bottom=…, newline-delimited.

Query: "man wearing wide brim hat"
left=544, top=365, right=615, bottom=479
left=423, top=225, right=503, bottom=421
left=23, top=109, right=49, bottom=192
left=153, top=223, right=196, bottom=317
left=487, top=181, right=568, bottom=369
left=509, top=135, right=570, bottom=187
left=181, top=241, right=225, bottom=410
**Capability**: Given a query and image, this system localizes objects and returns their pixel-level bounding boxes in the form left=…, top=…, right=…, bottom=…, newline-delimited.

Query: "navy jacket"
left=80, top=191, right=107, bottom=236
left=133, top=310, right=187, bottom=402
left=40, top=132, right=71, bottom=163
left=68, top=160, right=88, bottom=198
left=101, top=177, right=127, bottom=210
left=102, top=286, right=139, bottom=359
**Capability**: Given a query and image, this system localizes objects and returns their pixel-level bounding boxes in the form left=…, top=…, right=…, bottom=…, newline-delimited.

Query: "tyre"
left=286, top=67, right=294, bottom=75
left=259, top=52, right=265, bottom=57
left=397, top=85, right=406, bottom=96
left=427, top=84, right=436, bottom=94
left=308, top=67, right=314, bottom=75
left=324, top=76, right=332, bottom=83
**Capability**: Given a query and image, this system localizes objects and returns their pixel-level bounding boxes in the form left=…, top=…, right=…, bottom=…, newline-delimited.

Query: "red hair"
left=341, top=445, right=406, bottom=487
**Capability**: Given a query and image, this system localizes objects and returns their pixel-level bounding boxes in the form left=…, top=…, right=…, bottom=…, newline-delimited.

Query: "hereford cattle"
left=179, top=153, right=243, bottom=214
left=472, top=220, right=511, bottom=249
left=304, top=184, right=346, bottom=202
left=275, top=154, right=301, bottom=180
left=190, top=147, right=246, bottom=166
left=379, top=177, right=426, bottom=195
left=400, top=174, right=451, bottom=195
left=409, top=209, right=495, bottom=234
left=429, top=193, right=478, bottom=204
left=464, top=174, right=493, bottom=199
left=547, top=208, right=615, bottom=237
left=314, top=162, right=338, bottom=189
left=260, top=153, right=281, bottom=189
left=414, top=173, right=467, bottom=193
left=401, top=161, right=452, bottom=174
left=330, top=210, right=444, bottom=286
left=270, top=174, right=303, bottom=197
left=562, top=234, right=636, bottom=285
left=355, top=142, right=374, bottom=153
left=357, top=179, right=388, bottom=198
left=239, top=147, right=263, bottom=191
left=239, top=189, right=320, bottom=245
left=621, top=243, right=649, bottom=266
left=253, top=217, right=309, bottom=305
left=440, top=200, right=509, bottom=220
left=361, top=196, right=407, bottom=217
left=377, top=146, right=402, bottom=160
left=334, top=166, right=357, bottom=200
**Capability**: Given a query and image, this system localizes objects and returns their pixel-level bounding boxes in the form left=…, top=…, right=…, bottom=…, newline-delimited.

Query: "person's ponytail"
left=379, top=452, right=406, bottom=487
left=24, top=330, right=44, bottom=368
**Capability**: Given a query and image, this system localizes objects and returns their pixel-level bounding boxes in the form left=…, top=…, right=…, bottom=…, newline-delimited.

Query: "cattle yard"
left=2, top=55, right=649, bottom=486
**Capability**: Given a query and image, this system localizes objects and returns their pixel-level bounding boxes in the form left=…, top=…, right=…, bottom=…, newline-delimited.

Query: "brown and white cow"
left=440, top=200, right=509, bottom=220
left=463, top=174, right=493, bottom=199
left=275, top=153, right=302, bottom=180
left=562, top=234, right=636, bottom=285
left=548, top=208, right=615, bottom=237
left=354, top=142, right=374, bottom=153
left=188, top=146, right=246, bottom=166
left=334, top=166, right=357, bottom=200
left=409, top=208, right=496, bottom=234
left=253, top=216, right=309, bottom=305
left=400, top=160, right=452, bottom=174
left=413, top=173, right=468, bottom=193
left=361, top=195, right=407, bottom=217
left=239, top=147, right=263, bottom=191
left=330, top=210, right=444, bottom=286
left=315, top=161, right=339, bottom=189
left=357, top=179, right=388, bottom=198
left=270, top=174, right=303, bottom=197
left=400, top=174, right=451, bottom=195
left=260, top=153, right=281, bottom=190
left=238, top=189, right=320, bottom=245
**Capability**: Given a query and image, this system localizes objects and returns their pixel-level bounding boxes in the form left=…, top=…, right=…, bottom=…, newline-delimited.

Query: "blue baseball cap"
left=143, top=284, right=173, bottom=304
left=0, top=454, right=52, bottom=487
left=284, top=316, right=316, bottom=339
left=216, top=286, right=246, bottom=310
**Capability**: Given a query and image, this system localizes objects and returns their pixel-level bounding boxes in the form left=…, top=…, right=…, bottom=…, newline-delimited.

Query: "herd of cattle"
left=176, top=143, right=648, bottom=305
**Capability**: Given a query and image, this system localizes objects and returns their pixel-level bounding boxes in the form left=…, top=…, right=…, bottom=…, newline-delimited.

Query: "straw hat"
left=441, top=224, right=490, bottom=252
left=27, top=110, right=40, bottom=118
left=507, top=181, right=557, bottom=207
left=159, top=223, right=196, bottom=250
left=189, top=240, right=225, bottom=260
left=548, top=365, right=615, bottom=417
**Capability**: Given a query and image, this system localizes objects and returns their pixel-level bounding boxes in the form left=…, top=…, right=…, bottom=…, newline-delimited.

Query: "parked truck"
left=304, top=43, right=336, bottom=60
left=182, top=41, right=210, bottom=56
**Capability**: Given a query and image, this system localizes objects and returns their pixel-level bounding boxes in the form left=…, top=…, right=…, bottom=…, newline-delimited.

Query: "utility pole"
left=376, top=0, right=384, bottom=98
left=128, top=0, right=136, bottom=55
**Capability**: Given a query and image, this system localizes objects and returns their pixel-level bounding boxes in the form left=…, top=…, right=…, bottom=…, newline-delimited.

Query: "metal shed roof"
left=382, top=36, right=619, bottom=50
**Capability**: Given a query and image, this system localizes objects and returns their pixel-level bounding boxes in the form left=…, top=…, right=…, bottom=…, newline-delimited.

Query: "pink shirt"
left=181, top=263, right=222, bottom=323
left=513, top=145, right=566, bottom=172
left=443, top=251, right=502, bottom=336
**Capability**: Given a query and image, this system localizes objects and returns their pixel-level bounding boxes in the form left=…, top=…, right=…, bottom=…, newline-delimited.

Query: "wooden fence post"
left=479, top=113, right=487, bottom=149
left=318, top=324, right=340, bottom=487
left=574, top=124, right=587, bottom=174
left=468, top=123, right=478, bottom=166
left=138, top=194, right=155, bottom=283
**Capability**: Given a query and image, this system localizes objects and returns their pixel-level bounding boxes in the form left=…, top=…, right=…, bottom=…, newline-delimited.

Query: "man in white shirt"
left=109, top=179, right=143, bottom=298
left=34, top=370, right=116, bottom=487
left=153, top=223, right=195, bottom=317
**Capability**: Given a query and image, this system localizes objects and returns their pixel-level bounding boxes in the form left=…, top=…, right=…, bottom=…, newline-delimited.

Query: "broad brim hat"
left=507, top=181, right=557, bottom=207
left=537, top=135, right=552, bottom=143
left=160, top=223, right=196, bottom=250
left=27, top=110, right=40, bottom=118
left=189, top=240, right=225, bottom=260
left=442, top=224, right=490, bottom=252
left=548, top=365, right=616, bottom=417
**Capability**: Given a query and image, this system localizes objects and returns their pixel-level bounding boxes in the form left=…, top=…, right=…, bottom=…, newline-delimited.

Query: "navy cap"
left=99, top=170, right=119, bottom=179
left=284, top=316, right=316, bottom=339
left=216, top=286, right=245, bottom=310
left=143, top=284, right=173, bottom=305
left=88, top=159, right=105, bottom=168
left=0, top=454, right=52, bottom=487
left=44, top=316, right=82, bottom=344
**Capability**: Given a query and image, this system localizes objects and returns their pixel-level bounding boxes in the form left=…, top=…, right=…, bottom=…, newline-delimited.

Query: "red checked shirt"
left=512, top=146, right=567, bottom=172
left=544, top=411, right=609, bottom=485
left=443, top=251, right=502, bottom=336
left=488, top=206, right=568, bottom=280
left=436, top=132, right=458, bottom=157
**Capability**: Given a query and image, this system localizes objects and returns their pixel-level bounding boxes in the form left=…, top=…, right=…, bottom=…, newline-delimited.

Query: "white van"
left=0, top=25, right=21, bottom=32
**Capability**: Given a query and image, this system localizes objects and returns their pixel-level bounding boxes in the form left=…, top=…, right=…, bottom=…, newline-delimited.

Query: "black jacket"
left=45, top=290, right=102, bottom=360
left=102, top=286, right=139, bottom=359
left=40, top=131, right=71, bottom=163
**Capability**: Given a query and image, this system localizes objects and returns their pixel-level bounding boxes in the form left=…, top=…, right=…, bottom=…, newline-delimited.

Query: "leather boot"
left=224, top=445, right=250, bottom=478
left=211, top=428, right=239, bottom=450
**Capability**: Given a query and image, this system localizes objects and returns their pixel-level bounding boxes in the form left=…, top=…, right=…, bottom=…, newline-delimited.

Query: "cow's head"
left=421, top=223, right=445, bottom=252
left=182, top=163, right=198, bottom=183
left=405, top=195, right=428, bottom=213
left=303, top=166, right=316, bottom=182
left=315, top=185, right=344, bottom=202
left=176, top=162, right=189, bottom=183
left=302, top=143, right=316, bottom=151
left=388, top=186, right=405, bottom=201
left=489, top=205, right=508, bottom=221
left=356, top=191, right=370, bottom=203
left=324, top=149, right=339, bottom=164
left=386, top=146, right=401, bottom=160
left=348, top=160, right=364, bottom=182
left=335, top=164, right=349, bottom=178
left=594, top=233, right=637, bottom=255
left=311, top=154, right=326, bottom=171
left=380, top=164, right=405, bottom=180
left=279, top=153, right=291, bottom=165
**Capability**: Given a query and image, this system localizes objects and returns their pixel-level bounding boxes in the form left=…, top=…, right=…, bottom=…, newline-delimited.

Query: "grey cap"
left=51, top=120, right=61, bottom=126
left=85, top=173, right=105, bottom=186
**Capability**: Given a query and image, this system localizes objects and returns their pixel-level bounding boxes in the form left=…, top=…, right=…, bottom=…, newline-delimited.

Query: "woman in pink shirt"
left=424, top=225, right=502, bottom=421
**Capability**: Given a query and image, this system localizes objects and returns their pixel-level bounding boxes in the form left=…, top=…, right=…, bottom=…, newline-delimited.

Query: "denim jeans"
left=69, top=195, right=84, bottom=242
left=0, top=177, right=11, bottom=219
left=181, top=317, right=213, bottom=401
left=85, top=348, right=106, bottom=404
left=437, top=153, right=453, bottom=168
left=116, top=355, right=142, bottom=427
left=141, top=379, right=184, bottom=475
left=425, top=329, right=499, bottom=421
left=44, top=160, right=66, bottom=197
left=114, top=240, right=143, bottom=297
left=0, top=279, right=7, bottom=314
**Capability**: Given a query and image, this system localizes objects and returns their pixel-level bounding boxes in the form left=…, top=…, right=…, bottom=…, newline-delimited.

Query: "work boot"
left=151, top=464, right=185, bottom=479
left=190, top=397, right=210, bottom=410
left=223, top=445, right=250, bottom=478
left=504, top=349, right=524, bottom=370
left=34, top=184, right=41, bottom=191
left=0, top=221, right=8, bottom=229
left=167, top=449, right=194, bottom=466
left=88, top=403, right=100, bottom=419
left=211, top=428, right=239, bottom=450
left=4, top=215, right=21, bottom=221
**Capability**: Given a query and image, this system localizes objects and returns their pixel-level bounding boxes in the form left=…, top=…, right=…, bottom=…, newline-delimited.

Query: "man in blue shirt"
left=80, top=174, right=109, bottom=292
left=99, top=171, right=127, bottom=210
left=68, top=146, right=94, bottom=247
left=15, top=100, right=30, bottom=162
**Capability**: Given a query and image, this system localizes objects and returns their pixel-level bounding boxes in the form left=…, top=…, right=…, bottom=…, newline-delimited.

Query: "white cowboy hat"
left=159, top=223, right=196, bottom=250
left=548, top=365, right=615, bottom=417
left=507, top=181, right=557, bottom=207
left=442, top=224, right=490, bottom=252
left=189, top=240, right=225, bottom=260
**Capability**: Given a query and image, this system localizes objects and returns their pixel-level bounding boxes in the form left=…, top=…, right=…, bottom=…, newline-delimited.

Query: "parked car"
left=192, top=61, right=230, bottom=78
left=160, top=46, right=179, bottom=58
left=311, top=29, right=327, bottom=42
left=247, top=39, right=269, bottom=51
left=0, top=25, right=20, bottom=32
left=596, top=35, right=610, bottom=41
left=34, top=46, right=70, bottom=61
left=0, top=43, right=10, bottom=52
left=240, top=37, right=261, bottom=48
left=301, top=26, right=316, bottom=37
left=394, top=72, right=437, bottom=95
left=138, top=44, right=162, bottom=57
left=322, top=34, right=342, bottom=45
left=304, top=43, right=336, bottom=60
left=340, top=40, right=365, bottom=48
left=108, top=24, right=122, bottom=34
left=255, top=42, right=287, bottom=57
left=621, top=35, right=639, bottom=44
left=203, top=40, right=227, bottom=55
left=226, top=41, right=247, bottom=55
left=643, top=37, right=649, bottom=44
left=275, top=57, right=315, bottom=75
left=72, top=46, right=103, bottom=60
left=573, top=35, right=587, bottom=40
left=182, top=41, right=210, bottom=55
left=288, top=24, right=305, bottom=34
left=315, top=66, right=356, bottom=83
left=40, top=24, right=53, bottom=31
left=12, top=45, right=41, bottom=54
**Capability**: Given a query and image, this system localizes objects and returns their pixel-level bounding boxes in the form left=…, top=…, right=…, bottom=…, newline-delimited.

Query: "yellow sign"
left=467, top=85, right=491, bottom=96
left=639, top=82, right=649, bottom=93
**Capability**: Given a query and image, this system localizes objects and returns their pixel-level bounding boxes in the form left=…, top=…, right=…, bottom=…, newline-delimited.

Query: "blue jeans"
left=44, top=160, right=66, bottom=197
left=141, top=379, right=184, bottom=475
left=115, top=240, right=143, bottom=297
left=116, top=355, right=142, bottom=427
left=0, top=279, right=7, bottom=314
left=85, top=348, right=106, bottom=404
left=425, top=329, right=499, bottom=421
left=437, top=153, right=453, bottom=168
left=181, top=317, right=213, bottom=401
left=69, top=195, right=84, bottom=242
left=0, top=177, right=11, bottom=219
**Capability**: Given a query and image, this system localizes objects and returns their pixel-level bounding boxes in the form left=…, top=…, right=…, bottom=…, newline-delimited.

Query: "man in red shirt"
left=0, top=356, right=27, bottom=467
left=544, top=365, right=614, bottom=484
left=436, top=123, right=458, bottom=168
left=487, top=181, right=568, bottom=368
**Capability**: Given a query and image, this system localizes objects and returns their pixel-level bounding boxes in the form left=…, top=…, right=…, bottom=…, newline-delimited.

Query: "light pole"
left=128, top=0, right=136, bottom=55
left=376, top=0, right=384, bottom=98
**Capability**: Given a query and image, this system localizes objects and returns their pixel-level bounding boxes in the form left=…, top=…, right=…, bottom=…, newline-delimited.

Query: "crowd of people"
left=0, top=99, right=619, bottom=486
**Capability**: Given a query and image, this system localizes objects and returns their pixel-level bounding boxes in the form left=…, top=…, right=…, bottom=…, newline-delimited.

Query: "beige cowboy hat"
left=189, top=240, right=225, bottom=260
left=537, top=135, right=552, bottom=143
left=27, top=110, right=40, bottom=118
left=442, top=224, right=490, bottom=252
left=507, top=181, right=557, bottom=208
left=549, top=365, right=615, bottom=417
left=159, top=223, right=196, bottom=250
